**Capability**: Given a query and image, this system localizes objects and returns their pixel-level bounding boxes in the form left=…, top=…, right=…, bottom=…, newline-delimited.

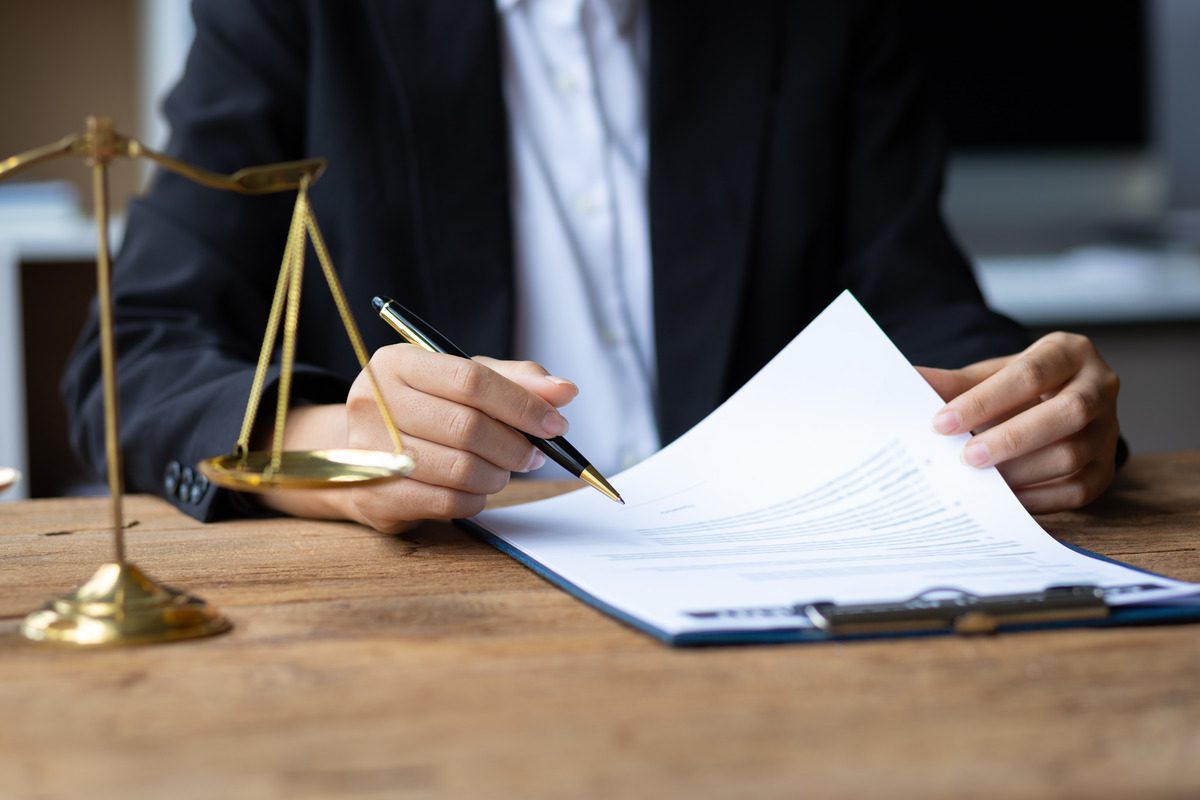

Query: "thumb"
left=473, top=356, right=580, bottom=408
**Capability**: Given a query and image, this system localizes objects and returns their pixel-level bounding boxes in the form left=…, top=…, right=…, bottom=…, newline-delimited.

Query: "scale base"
left=20, top=562, right=231, bottom=646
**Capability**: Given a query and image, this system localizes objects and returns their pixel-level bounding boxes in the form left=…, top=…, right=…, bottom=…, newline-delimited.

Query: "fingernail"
left=543, top=409, right=569, bottom=436
left=545, top=375, right=579, bottom=398
left=519, top=448, right=546, bottom=473
left=933, top=408, right=960, bottom=435
left=962, top=441, right=991, bottom=468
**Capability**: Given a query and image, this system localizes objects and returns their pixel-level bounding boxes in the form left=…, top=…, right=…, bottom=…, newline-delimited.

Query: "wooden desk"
left=2, top=453, right=1199, bottom=799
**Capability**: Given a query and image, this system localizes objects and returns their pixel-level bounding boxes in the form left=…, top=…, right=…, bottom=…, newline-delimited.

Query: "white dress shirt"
left=496, top=0, right=660, bottom=478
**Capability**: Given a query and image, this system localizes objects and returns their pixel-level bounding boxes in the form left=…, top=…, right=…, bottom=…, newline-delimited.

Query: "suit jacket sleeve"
left=61, top=0, right=347, bottom=521
left=838, top=1, right=1029, bottom=367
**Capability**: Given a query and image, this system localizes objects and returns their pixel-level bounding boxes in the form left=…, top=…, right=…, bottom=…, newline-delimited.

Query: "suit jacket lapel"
left=364, top=0, right=775, bottom=434
left=648, top=2, right=776, bottom=444
left=365, top=0, right=515, bottom=358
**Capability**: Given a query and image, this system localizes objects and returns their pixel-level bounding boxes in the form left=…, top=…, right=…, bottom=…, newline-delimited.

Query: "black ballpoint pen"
left=371, top=296, right=624, bottom=504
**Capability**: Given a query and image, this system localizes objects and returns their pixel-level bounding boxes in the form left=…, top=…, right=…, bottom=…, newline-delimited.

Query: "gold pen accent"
left=581, top=466, right=625, bottom=505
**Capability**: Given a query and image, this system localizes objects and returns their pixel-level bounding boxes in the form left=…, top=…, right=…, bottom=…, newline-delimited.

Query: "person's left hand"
left=917, top=332, right=1121, bottom=513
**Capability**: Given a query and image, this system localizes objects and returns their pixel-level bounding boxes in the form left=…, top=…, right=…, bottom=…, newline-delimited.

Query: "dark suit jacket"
left=62, top=0, right=1028, bottom=521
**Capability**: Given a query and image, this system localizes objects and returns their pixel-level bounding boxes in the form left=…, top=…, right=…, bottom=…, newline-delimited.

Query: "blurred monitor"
left=902, top=0, right=1200, bottom=254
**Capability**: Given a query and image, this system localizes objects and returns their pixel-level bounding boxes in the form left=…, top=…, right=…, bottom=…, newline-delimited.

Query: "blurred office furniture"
left=0, top=1, right=186, bottom=502
left=0, top=0, right=140, bottom=503
left=0, top=185, right=117, bottom=501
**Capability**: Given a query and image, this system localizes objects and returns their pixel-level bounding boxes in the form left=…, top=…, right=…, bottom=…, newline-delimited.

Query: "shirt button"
left=599, top=326, right=619, bottom=345
left=620, top=450, right=641, bottom=470
left=574, top=189, right=605, bottom=216
left=554, top=71, right=579, bottom=94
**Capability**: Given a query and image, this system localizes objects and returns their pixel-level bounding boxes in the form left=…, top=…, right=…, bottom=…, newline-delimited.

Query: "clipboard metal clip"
left=803, top=585, right=1110, bottom=637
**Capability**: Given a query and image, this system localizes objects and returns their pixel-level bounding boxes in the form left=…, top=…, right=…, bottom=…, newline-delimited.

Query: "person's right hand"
left=257, top=346, right=578, bottom=532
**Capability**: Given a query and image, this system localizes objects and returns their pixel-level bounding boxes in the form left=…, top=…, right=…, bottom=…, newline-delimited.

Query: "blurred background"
left=0, top=0, right=1197, bottom=501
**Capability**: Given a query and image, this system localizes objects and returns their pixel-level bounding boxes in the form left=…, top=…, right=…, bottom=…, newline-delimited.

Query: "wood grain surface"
left=2, top=454, right=1199, bottom=800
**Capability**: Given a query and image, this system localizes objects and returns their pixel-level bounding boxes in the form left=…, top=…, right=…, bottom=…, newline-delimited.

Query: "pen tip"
left=580, top=466, right=623, bottom=505
left=371, top=296, right=386, bottom=312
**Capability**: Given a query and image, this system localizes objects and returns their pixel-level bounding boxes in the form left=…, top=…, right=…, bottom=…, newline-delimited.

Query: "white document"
left=473, top=292, right=1200, bottom=640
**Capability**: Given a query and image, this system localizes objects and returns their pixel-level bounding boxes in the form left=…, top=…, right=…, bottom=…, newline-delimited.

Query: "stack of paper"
left=471, top=292, right=1200, bottom=643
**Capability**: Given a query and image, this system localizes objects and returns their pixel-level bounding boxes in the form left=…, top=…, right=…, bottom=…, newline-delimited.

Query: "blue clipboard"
left=458, top=519, right=1200, bottom=646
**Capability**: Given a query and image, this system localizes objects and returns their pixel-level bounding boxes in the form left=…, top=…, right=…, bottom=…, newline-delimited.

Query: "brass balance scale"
left=0, top=117, right=414, bottom=646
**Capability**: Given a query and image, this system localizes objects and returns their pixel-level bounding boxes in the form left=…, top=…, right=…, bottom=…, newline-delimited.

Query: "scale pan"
left=199, top=448, right=414, bottom=491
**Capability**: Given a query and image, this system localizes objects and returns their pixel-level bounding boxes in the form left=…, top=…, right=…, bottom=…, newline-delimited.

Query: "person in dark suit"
left=62, top=1, right=1120, bottom=532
